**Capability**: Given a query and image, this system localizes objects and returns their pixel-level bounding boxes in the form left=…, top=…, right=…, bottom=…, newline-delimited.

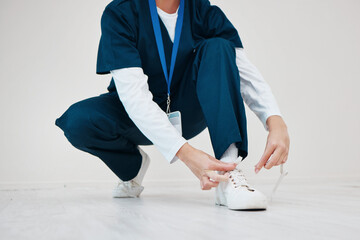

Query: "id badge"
left=167, top=111, right=182, bottom=135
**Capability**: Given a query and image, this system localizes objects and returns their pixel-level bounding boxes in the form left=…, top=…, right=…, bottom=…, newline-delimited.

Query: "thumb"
left=210, top=160, right=237, bottom=172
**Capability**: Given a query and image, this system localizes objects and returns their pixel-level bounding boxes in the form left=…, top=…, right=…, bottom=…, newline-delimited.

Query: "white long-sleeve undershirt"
left=111, top=6, right=282, bottom=164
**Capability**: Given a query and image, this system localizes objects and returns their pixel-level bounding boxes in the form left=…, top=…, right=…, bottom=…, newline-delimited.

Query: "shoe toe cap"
left=227, top=187, right=267, bottom=210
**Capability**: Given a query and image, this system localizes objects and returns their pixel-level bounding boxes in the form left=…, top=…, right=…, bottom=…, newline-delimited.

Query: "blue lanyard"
left=148, top=0, right=185, bottom=113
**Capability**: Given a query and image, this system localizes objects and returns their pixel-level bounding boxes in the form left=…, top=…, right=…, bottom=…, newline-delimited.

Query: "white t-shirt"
left=110, top=6, right=282, bottom=163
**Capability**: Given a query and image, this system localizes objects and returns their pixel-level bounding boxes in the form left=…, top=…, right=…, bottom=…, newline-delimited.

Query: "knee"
left=55, top=100, right=95, bottom=146
left=199, top=37, right=234, bottom=52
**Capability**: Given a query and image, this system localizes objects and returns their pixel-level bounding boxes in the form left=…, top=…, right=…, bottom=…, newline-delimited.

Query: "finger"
left=275, top=148, right=287, bottom=166
left=281, top=154, right=288, bottom=164
left=201, top=176, right=219, bottom=190
left=278, top=145, right=289, bottom=165
left=264, top=147, right=283, bottom=169
left=255, top=143, right=276, bottom=172
left=205, top=170, right=229, bottom=182
left=275, top=151, right=286, bottom=166
left=207, top=155, right=237, bottom=171
left=208, top=160, right=236, bottom=172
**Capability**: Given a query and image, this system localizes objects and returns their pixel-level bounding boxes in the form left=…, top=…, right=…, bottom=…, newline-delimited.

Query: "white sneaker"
left=112, top=146, right=150, bottom=198
left=215, top=160, right=267, bottom=210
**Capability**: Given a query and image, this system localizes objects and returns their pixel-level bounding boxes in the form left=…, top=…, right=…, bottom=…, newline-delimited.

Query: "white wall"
left=0, top=0, right=359, bottom=185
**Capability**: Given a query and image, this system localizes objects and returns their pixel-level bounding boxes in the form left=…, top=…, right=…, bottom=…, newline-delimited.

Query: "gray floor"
left=0, top=178, right=359, bottom=240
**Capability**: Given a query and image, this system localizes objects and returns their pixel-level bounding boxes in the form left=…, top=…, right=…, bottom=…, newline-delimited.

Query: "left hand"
left=255, top=115, right=290, bottom=173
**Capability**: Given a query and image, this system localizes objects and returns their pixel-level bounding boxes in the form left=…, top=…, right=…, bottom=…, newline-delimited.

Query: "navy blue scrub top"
left=96, top=0, right=243, bottom=105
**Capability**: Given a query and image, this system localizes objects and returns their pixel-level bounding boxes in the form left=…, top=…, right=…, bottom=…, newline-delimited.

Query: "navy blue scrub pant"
left=55, top=38, right=248, bottom=181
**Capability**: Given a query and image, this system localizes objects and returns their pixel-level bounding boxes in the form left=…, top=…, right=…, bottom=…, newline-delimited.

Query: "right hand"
left=176, top=143, right=237, bottom=190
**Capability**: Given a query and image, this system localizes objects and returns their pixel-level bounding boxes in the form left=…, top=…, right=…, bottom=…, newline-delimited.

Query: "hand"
left=255, top=115, right=290, bottom=173
left=176, top=143, right=237, bottom=190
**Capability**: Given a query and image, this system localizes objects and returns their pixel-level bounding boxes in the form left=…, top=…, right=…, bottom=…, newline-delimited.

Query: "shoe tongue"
left=234, top=156, right=243, bottom=166
left=233, top=162, right=244, bottom=172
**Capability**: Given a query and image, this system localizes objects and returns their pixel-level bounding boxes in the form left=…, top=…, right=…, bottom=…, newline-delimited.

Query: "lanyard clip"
left=166, top=93, right=171, bottom=114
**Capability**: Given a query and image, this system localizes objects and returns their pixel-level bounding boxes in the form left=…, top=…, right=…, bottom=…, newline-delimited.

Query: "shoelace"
left=121, top=181, right=133, bottom=189
left=229, top=165, right=254, bottom=190
left=116, top=181, right=139, bottom=197
left=269, top=163, right=288, bottom=202
left=116, top=181, right=129, bottom=190
left=233, top=157, right=289, bottom=202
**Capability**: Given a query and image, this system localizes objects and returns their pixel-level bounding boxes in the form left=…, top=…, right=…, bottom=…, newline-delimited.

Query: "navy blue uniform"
left=55, top=0, right=248, bottom=181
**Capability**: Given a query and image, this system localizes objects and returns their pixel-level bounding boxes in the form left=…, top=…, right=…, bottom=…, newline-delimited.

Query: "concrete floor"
left=0, top=178, right=359, bottom=240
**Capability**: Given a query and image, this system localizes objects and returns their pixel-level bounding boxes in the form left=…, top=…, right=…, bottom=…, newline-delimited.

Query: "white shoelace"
left=120, top=181, right=134, bottom=189
left=115, top=181, right=141, bottom=197
left=269, top=163, right=288, bottom=202
left=233, top=157, right=289, bottom=202
left=229, top=166, right=253, bottom=189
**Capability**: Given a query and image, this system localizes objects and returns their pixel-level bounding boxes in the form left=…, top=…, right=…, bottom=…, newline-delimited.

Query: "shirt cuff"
left=261, top=111, right=283, bottom=131
left=164, top=137, right=188, bottom=164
